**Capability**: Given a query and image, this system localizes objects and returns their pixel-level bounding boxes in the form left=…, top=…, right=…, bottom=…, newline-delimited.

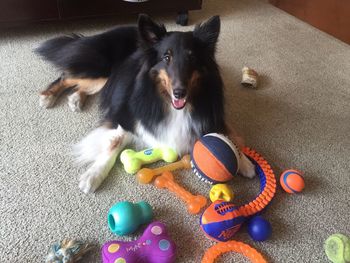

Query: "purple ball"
left=247, top=216, right=272, bottom=241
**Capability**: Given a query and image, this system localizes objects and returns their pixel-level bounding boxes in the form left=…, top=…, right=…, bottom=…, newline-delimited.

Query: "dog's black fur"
left=36, top=14, right=227, bottom=138
left=35, top=15, right=258, bottom=193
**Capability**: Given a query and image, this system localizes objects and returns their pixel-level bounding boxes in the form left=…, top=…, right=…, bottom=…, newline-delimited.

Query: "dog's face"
left=138, top=14, right=221, bottom=110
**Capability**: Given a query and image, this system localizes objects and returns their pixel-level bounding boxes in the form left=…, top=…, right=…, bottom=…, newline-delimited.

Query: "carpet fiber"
left=1, top=0, right=349, bottom=262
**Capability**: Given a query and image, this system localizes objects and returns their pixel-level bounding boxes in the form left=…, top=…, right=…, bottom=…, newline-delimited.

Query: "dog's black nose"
left=173, top=89, right=187, bottom=99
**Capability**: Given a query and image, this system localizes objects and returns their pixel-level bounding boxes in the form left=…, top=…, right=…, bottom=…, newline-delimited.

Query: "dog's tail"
left=35, top=34, right=110, bottom=77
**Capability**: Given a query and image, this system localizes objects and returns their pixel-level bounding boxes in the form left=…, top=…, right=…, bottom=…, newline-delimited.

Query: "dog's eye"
left=163, top=54, right=171, bottom=63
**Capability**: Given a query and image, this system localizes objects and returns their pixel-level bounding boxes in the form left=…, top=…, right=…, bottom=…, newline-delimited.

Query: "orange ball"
left=280, top=169, right=305, bottom=194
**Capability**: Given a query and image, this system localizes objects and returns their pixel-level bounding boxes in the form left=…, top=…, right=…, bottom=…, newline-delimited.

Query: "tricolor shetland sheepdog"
left=36, top=14, right=256, bottom=193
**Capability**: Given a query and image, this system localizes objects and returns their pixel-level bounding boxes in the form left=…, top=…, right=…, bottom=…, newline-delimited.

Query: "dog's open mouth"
left=172, top=97, right=187, bottom=110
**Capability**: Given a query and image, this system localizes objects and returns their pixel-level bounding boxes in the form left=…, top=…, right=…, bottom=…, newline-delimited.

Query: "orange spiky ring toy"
left=199, top=147, right=277, bottom=242
left=201, top=240, right=268, bottom=263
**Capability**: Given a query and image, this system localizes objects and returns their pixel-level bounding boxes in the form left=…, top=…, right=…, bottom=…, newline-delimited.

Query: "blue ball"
left=247, top=216, right=272, bottom=241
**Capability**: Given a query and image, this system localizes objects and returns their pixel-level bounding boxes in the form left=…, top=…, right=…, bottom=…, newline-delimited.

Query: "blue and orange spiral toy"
left=199, top=147, right=277, bottom=242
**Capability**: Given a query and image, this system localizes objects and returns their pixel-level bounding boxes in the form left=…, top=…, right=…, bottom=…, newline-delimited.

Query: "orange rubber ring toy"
left=201, top=241, right=267, bottom=263
left=200, top=147, right=277, bottom=241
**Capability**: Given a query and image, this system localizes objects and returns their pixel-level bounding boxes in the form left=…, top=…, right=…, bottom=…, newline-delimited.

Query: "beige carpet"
left=1, top=0, right=350, bottom=262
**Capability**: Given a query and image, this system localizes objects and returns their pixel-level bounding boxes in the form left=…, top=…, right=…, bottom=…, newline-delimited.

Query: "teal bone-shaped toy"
left=120, top=147, right=178, bottom=174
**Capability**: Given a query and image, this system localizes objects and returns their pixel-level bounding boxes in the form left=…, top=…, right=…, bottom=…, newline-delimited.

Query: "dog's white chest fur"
left=135, top=108, right=200, bottom=156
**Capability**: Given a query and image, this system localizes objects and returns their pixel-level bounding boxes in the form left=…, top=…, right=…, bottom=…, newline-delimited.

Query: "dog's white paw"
left=239, top=154, right=256, bottom=178
left=75, top=126, right=130, bottom=193
left=79, top=167, right=103, bottom=194
left=78, top=156, right=115, bottom=194
left=39, top=94, right=56, bottom=108
left=68, top=92, right=83, bottom=112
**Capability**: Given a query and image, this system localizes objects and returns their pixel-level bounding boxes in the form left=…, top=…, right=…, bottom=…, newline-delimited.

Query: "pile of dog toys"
left=47, top=132, right=308, bottom=262
left=99, top=132, right=305, bottom=263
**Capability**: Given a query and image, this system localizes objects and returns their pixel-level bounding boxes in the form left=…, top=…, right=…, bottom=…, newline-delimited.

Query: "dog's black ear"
left=138, top=14, right=167, bottom=45
left=193, top=16, right=220, bottom=53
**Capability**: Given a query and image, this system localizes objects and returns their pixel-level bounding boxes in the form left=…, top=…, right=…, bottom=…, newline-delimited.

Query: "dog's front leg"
left=225, top=124, right=256, bottom=178
left=74, top=125, right=132, bottom=193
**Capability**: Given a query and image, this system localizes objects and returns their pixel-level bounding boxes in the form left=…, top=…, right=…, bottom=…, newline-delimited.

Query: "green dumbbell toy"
left=120, top=147, right=178, bottom=174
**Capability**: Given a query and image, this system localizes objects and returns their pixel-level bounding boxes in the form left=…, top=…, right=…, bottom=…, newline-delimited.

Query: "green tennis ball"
left=324, top=234, right=350, bottom=263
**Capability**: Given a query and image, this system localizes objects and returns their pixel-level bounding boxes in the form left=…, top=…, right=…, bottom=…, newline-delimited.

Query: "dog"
left=36, top=14, right=256, bottom=193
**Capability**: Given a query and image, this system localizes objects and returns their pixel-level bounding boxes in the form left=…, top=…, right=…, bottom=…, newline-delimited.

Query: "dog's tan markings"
left=157, top=69, right=173, bottom=96
left=185, top=70, right=201, bottom=110
left=189, top=70, right=200, bottom=90
left=63, top=78, right=107, bottom=95
left=40, top=77, right=107, bottom=110
left=41, top=77, right=107, bottom=96
left=40, top=78, right=66, bottom=96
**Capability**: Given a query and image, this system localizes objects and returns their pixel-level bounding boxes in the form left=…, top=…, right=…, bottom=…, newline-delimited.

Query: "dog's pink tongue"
left=172, top=98, right=186, bottom=109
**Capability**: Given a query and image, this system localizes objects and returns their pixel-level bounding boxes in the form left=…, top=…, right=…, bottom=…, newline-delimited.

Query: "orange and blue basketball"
left=191, top=133, right=240, bottom=184
left=280, top=169, right=305, bottom=193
